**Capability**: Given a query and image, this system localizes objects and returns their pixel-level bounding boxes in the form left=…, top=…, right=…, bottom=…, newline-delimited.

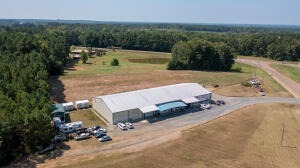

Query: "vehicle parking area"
left=46, top=95, right=231, bottom=159
left=48, top=95, right=226, bottom=155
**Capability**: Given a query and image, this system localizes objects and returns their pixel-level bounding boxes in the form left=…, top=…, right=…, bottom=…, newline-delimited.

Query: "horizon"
left=1, top=0, right=300, bottom=26
left=1, top=18, right=300, bottom=27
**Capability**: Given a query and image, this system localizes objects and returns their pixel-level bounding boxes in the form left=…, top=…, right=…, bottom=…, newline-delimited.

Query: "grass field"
left=237, top=55, right=275, bottom=61
left=50, top=50, right=291, bottom=102
left=58, top=103, right=300, bottom=168
left=67, top=109, right=106, bottom=127
left=270, top=64, right=300, bottom=83
left=237, top=55, right=298, bottom=63
left=65, top=50, right=171, bottom=76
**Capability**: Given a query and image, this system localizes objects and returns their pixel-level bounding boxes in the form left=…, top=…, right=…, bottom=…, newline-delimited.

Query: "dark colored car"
left=99, top=135, right=112, bottom=142
left=217, top=100, right=225, bottom=105
left=95, top=132, right=106, bottom=138
left=76, top=128, right=88, bottom=134
left=92, top=125, right=101, bottom=131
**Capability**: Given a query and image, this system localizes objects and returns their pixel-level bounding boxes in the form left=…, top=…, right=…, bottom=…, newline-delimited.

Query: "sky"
left=0, top=0, right=299, bottom=25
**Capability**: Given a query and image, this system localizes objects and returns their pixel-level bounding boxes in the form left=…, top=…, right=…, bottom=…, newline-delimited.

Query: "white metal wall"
left=93, top=98, right=113, bottom=124
left=112, top=108, right=143, bottom=124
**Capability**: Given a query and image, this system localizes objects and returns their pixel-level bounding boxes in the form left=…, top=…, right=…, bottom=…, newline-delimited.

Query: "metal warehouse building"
left=93, top=83, right=211, bottom=124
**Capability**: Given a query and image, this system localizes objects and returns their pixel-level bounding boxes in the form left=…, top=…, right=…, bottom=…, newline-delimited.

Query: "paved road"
left=40, top=95, right=300, bottom=166
left=237, top=58, right=300, bottom=98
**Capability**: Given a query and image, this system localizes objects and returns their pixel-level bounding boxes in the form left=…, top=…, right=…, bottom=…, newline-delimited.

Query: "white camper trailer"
left=59, top=121, right=83, bottom=133
left=62, top=102, right=74, bottom=111
left=75, top=100, right=90, bottom=109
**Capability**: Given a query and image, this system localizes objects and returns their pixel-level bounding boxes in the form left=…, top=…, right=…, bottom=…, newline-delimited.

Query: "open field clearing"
left=48, top=103, right=300, bottom=168
left=49, top=50, right=291, bottom=103
left=270, top=64, right=300, bottom=83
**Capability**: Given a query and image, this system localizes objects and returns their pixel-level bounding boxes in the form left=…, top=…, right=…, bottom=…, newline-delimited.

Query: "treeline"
left=2, top=19, right=300, bottom=33
left=3, top=24, right=300, bottom=61
left=54, top=24, right=300, bottom=61
left=0, top=29, right=69, bottom=164
left=168, top=39, right=234, bottom=71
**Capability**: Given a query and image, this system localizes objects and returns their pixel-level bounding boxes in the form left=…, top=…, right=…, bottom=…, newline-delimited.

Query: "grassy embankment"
left=270, top=64, right=300, bottom=83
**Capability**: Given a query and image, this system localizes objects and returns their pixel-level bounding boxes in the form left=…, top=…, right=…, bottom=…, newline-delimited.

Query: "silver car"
left=117, top=123, right=127, bottom=130
left=125, top=122, right=134, bottom=129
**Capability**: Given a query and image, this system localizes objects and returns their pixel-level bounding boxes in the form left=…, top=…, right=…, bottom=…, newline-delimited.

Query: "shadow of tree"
left=64, top=58, right=79, bottom=71
left=49, top=75, right=66, bottom=103
left=9, top=143, right=71, bottom=168
left=49, top=58, right=82, bottom=103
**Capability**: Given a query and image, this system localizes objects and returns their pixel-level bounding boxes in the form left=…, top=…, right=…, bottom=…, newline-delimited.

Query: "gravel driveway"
left=237, top=58, right=300, bottom=98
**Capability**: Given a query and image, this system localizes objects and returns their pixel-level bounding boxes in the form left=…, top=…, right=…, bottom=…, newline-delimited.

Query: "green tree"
left=80, top=50, right=88, bottom=63
left=168, top=39, right=234, bottom=71
left=111, top=58, right=119, bottom=66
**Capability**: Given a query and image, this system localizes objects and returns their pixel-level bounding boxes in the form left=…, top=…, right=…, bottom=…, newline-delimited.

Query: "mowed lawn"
left=67, top=109, right=106, bottom=127
left=50, top=50, right=291, bottom=103
left=270, top=64, right=300, bottom=83
left=58, top=103, right=300, bottom=168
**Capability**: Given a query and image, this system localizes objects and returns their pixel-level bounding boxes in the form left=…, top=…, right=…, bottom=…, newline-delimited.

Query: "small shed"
left=75, top=100, right=90, bottom=109
left=62, top=102, right=74, bottom=111
left=52, top=103, right=66, bottom=121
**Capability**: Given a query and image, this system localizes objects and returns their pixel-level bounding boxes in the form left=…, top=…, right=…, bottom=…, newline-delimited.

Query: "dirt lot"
left=39, top=103, right=300, bottom=168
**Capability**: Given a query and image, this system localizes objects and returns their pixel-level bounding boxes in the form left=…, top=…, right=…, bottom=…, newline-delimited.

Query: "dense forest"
left=0, top=28, right=69, bottom=164
left=0, top=21, right=300, bottom=165
left=24, top=23, right=300, bottom=61
left=168, top=39, right=234, bottom=71
left=1, top=22, right=300, bottom=61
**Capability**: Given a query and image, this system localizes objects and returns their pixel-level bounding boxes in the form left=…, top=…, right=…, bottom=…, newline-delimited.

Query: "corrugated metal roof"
left=182, top=97, right=200, bottom=104
left=94, top=83, right=211, bottom=113
left=139, top=105, right=159, bottom=113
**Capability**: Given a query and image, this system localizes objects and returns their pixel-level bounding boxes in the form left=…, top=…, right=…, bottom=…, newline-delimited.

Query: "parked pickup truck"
left=75, top=133, right=90, bottom=141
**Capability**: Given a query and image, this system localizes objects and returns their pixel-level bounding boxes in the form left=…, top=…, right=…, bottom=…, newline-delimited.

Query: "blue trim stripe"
left=157, top=101, right=187, bottom=112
